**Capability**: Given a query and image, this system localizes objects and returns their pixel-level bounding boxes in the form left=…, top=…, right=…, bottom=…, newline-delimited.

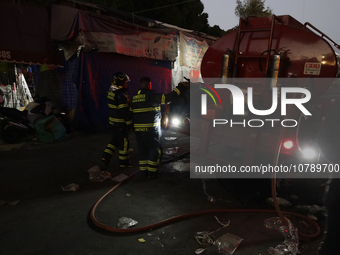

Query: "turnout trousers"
left=135, top=130, right=161, bottom=173
left=102, top=128, right=130, bottom=167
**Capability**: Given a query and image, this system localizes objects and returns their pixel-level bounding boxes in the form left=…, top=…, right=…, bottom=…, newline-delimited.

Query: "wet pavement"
left=0, top=130, right=325, bottom=254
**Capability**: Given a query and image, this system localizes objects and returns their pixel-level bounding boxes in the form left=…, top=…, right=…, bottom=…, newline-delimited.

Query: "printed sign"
left=304, top=62, right=321, bottom=75
left=72, top=32, right=178, bottom=61
left=0, top=50, right=11, bottom=60
left=180, top=32, right=209, bottom=69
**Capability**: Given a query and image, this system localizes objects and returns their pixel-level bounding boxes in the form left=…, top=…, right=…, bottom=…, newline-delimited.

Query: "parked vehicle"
left=193, top=15, right=340, bottom=167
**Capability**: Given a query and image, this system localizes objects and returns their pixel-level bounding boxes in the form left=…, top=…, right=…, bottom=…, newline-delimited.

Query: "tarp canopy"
left=51, top=4, right=174, bottom=42
left=51, top=5, right=179, bottom=61
left=0, top=1, right=63, bottom=66
left=72, top=52, right=172, bottom=130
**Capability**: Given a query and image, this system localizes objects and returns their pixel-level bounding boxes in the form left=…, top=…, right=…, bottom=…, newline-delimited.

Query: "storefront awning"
left=0, top=1, right=63, bottom=67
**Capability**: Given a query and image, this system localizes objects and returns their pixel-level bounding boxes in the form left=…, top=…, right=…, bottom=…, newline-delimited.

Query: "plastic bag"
left=35, top=115, right=67, bottom=142
left=295, top=204, right=325, bottom=214
left=213, top=233, right=243, bottom=255
left=87, top=166, right=111, bottom=182
left=266, top=197, right=292, bottom=207
left=264, top=217, right=300, bottom=255
left=117, top=217, right=138, bottom=229
left=112, top=173, right=129, bottom=182
left=61, top=183, right=79, bottom=191
left=195, top=232, right=214, bottom=247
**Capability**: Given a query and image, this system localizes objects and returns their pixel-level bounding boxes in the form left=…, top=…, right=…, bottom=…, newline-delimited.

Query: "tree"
left=235, top=0, right=272, bottom=19
left=118, top=0, right=226, bottom=37
left=25, top=0, right=226, bottom=37
left=85, top=0, right=226, bottom=37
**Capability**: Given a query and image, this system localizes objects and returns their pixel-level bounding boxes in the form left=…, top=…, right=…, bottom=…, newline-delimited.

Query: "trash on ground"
left=0, top=200, right=20, bottom=206
left=61, top=183, right=79, bottom=192
left=35, top=115, right=67, bottom=142
left=163, top=147, right=180, bottom=155
left=203, top=217, right=231, bottom=236
left=307, top=214, right=318, bottom=221
left=266, top=197, right=292, bottom=207
left=87, top=166, right=101, bottom=174
left=129, top=148, right=134, bottom=153
left=213, top=233, right=243, bottom=255
left=157, top=236, right=164, bottom=248
left=290, top=195, right=298, bottom=200
left=147, top=233, right=153, bottom=236
left=202, top=180, right=215, bottom=203
left=195, top=218, right=236, bottom=255
left=8, top=200, right=20, bottom=206
left=138, top=238, right=146, bottom=243
left=195, top=232, right=214, bottom=247
left=209, top=197, right=216, bottom=202
left=295, top=204, right=325, bottom=214
left=195, top=248, right=206, bottom=254
left=0, top=143, right=23, bottom=152
left=125, top=193, right=131, bottom=197
left=264, top=217, right=300, bottom=255
left=214, top=216, right=230, bottom=227
left=87, top=166, right=112, bottom=182
left=164, top=137, right=177, bottom=141
left=170, top=161, right=190, bottom=172
left=117, top=217, right=138, bottom=229
left=112, top=173, right=129, bottom=182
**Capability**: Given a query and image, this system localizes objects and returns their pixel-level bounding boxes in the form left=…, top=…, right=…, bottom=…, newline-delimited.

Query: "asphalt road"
left=0, top=130, right=325, bottom=255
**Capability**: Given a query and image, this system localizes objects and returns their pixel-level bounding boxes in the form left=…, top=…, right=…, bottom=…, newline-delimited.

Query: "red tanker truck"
left=190, top=15, right=340, bottom=171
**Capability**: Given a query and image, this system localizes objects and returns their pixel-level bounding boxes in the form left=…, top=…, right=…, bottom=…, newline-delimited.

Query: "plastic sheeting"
left=72, top=51, right=172, bottom=130
left=0, top=85, right=20, bottom=110
left=51, top=4, right=178, bottom=61
left=35, top=115, right=67, bottom=142
left=172, top=33, right=208, bottom=89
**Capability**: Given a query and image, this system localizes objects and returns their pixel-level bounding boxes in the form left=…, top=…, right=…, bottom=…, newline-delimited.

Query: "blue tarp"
left=72, top=51, right=172, bottom=130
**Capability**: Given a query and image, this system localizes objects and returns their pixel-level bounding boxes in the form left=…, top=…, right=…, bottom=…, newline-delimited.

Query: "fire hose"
left=90, top=153, right=321, bottom=239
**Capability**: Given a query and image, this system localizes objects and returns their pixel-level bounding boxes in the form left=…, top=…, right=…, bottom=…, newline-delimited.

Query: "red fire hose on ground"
left=89, top=155, right=321, bottom=239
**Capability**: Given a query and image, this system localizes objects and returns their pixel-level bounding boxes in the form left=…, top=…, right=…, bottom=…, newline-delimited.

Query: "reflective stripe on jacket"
left=131, top=88, right=182, bottom=132
left=108, top=88, right=132, bottom=128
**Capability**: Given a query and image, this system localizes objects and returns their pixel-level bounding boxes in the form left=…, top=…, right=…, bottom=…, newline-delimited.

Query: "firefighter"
left=101, top=72, right=134, bottom=169
left=131, top=77, right=188, bottom=178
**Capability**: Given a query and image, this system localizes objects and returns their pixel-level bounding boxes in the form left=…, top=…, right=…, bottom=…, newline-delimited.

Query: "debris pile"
left=266, top=197, right=292, bottom=207
left=264, top=217, right=300, bottom=255
left=87, top=166, right=111, bottom=182
left=195, top=216, right=242, bottom=255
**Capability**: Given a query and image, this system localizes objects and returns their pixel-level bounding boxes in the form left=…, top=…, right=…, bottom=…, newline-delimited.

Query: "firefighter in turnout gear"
left=131, top=77, right=188, bottom=178
left=101, top=72, right=134, bottom=169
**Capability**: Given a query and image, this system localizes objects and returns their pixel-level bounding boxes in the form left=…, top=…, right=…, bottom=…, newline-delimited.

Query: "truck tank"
left=189, top=15, right=340, bottom=169
left=201, top=15, right=339, bottom=96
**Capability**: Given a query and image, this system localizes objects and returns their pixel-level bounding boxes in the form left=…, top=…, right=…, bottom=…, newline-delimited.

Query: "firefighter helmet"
left=112, top=72, right=130, bottom=88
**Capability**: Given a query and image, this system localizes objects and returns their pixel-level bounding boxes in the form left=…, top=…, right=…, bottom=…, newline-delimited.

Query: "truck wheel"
left=2, top=125, right=22, bottom=144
